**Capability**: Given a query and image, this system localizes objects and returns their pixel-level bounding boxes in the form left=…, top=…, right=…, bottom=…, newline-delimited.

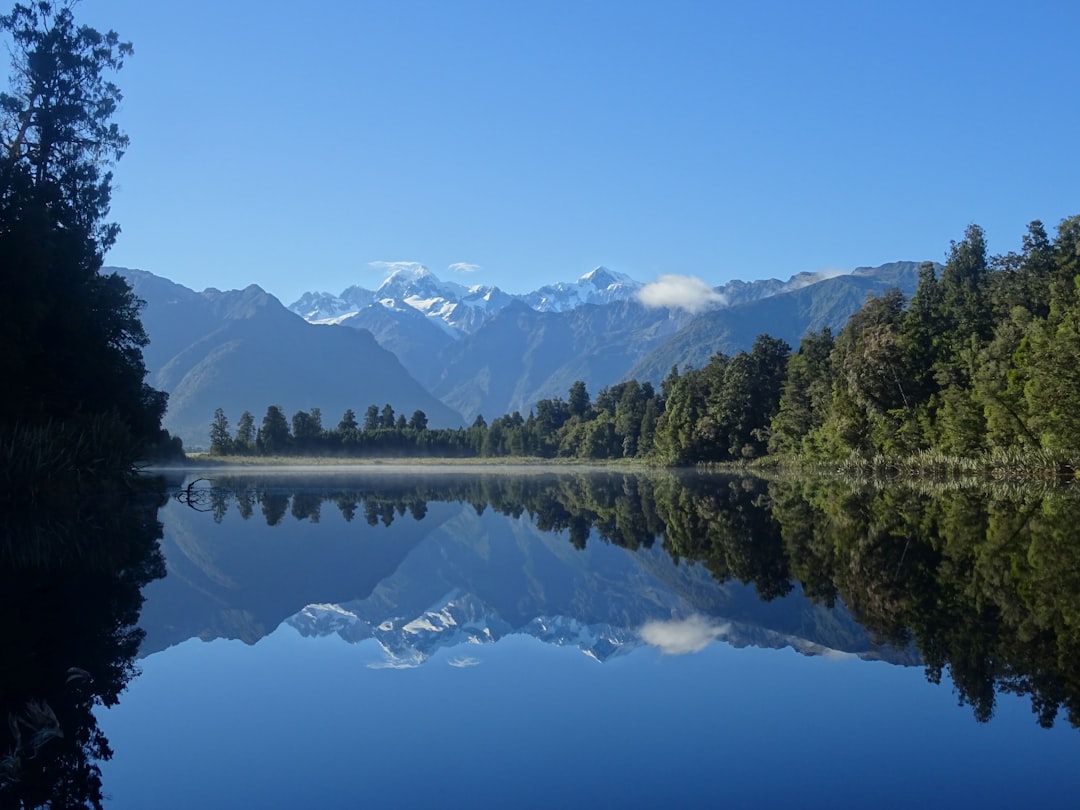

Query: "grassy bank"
left=172, top=453, right=657, bottom=470
left=1, top=416, right=146, bottom=505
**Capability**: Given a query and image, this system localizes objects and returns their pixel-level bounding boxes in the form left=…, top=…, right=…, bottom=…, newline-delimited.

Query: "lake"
left=3, top=468, right=1079, bottom=808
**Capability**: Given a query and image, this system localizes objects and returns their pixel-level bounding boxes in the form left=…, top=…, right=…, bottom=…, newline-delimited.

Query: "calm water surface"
left=5, top=469, right=1080, bottom=808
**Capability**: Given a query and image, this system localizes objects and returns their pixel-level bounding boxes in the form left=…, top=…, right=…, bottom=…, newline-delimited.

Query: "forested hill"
left=205, top=217, right=1080, bottom=470
left=118, top=269, right=464, bottom=448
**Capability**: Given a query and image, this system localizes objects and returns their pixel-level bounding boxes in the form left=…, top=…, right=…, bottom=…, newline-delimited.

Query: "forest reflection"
left=1, top=482, right=166, bottom=810
left=197, top=471, right=1080, bottom=730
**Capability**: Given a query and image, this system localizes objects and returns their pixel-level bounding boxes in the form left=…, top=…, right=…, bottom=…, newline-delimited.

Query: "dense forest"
left=213, top=215, right=1080, bottom=472
left=0, top=2, right=175, bottom=494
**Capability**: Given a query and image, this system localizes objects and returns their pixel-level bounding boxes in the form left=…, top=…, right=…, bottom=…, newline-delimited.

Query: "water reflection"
left=150, top=470, right=1080, bottom=730
left=0, top=483, right=166, bottom=809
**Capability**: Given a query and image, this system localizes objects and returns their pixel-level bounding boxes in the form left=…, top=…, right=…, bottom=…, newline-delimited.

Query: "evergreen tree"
left=769, top=328, right=834, bottom=456
left=338, top=408, right=358, bottom=432
left=0, top=2, right=166, bottom=451
left=363, top=404, right=380, bottom=432
left=209, top=408, right=231, bottom=455
left=234, top=410, right=255, bottom=453
left=408, top=410, right=428, bottom=431
left=568, top=380, right=591, bottom=418
left=379, top=404, right=396, bottom=430
left=257, top=405, right=290, bottom=454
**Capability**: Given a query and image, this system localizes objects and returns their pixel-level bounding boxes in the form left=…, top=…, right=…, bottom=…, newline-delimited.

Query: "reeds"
left=0, top=414, right=143, bottom=504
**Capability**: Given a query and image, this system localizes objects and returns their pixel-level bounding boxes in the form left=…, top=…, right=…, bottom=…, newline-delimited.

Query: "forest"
left=212, top=215, right=1080, bottom=473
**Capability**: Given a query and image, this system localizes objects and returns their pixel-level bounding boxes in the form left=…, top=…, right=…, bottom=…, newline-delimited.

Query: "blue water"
left=98, top=624, right=1078, bottom=809
left=92, top=472, right=1080, bottom=809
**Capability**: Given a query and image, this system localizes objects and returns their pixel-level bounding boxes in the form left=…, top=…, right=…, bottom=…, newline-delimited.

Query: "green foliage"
left=0, top=2, right=165, bottom=466
left=769, top=328, right=834, bottom=456
left=209, top=408, right=231, bottom=455
left=234, top=410, right=255, bottom=453
left=257, top=405, right=290, bottom=454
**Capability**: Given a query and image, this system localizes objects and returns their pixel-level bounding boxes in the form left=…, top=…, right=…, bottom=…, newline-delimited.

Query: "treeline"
left=206, top=380, right=668, bottom=459
left=211, top=216, right=1080, bottom=467
left=770, top=216, right=1080, bottom=463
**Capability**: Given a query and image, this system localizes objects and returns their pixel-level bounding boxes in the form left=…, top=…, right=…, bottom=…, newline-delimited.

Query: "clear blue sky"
left=78, top=0, right=1080, bottom=305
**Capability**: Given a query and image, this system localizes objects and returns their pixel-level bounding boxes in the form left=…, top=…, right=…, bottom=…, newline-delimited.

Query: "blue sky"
left=77, top=0, right=1080, bottom=305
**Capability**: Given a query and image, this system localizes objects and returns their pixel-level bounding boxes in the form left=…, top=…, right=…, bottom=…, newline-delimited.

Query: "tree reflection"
left=0, top=483, right=166, bottom=809
left=184, top=471, right=1080, bottom=730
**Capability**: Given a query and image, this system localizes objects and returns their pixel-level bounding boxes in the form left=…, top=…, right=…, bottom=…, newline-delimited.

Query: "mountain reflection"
left=0, top=483, right=166, bottom=810
left=154, top=470, right=1080, bottom=730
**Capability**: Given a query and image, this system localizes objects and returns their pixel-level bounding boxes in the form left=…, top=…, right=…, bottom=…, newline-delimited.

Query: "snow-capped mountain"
left=287, top=265, right=642, bottom=337
left=291, top=264, right=513, bottom=337
left=286, top=262, right=891, bottom=340
left=515, top=266, right=644, bottom=313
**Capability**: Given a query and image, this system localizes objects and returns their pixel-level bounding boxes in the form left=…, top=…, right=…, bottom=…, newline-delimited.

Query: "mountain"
left=515, top=266, right=645, bottom=312
left=284, top=261, right=925, bottom=421
left=426, top=299, right=693, bottom=420
left=292, top=264, right=515, bottom=336
left=115, top=268, right=464, bottom=448
left=415, top=262, right=923, bottom=421
left=629, top=261, right=926, bottom=382
left=287, top=264, right=642, bottom=337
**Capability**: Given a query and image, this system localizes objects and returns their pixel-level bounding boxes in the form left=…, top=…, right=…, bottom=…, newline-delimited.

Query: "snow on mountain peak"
left=579, top=266, right=633, bottom=289
left=288, top=265, right=646, bottom=331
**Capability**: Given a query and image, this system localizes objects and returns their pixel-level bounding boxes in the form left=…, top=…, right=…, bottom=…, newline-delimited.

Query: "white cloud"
left=785, top=267, right=847, bottom=291
left=448, top=262, right=481, bottom=274
left=447, top=655, right=481, bottom=668
left=368, top=260, right=426, bottom=274
left=637, top=274, right=727, bottom=314
left=638, top=615, right=730, bottom=655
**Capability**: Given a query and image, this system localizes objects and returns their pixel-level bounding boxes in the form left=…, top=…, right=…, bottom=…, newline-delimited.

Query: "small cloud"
left=448, top=262, right=481, bottom=274
left=786, top=267, right=847, bottom=291
left=637, top=275, right=727, bottom=314
left=639, top=615, right=730, bottom=655
left=366, top=660, right=420, bottom=670
left=817, top=267, right=846, bottom=280
left=368, top=260, right=426, bottom=274
left=447, top=656, right=481, bottom=668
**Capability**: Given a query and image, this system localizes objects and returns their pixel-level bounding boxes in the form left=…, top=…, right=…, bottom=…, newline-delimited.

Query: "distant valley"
left=116, top=261, right=925, bottom=448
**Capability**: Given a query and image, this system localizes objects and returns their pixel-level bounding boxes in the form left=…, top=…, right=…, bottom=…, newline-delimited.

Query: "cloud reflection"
left=639, top=615, right=730, bottom=655
left=447, top=656, right=481, bottom=668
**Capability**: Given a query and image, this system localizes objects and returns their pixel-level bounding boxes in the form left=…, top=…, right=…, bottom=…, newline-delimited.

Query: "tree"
left=209, top=408, right=231, bottom=455
left=291, top=409, right=321, bottom=451
left=568, top=380, right=591, bottom=418
left=257, top=405, right=290, bottom=454
left=408, top=410, right=428, bottom=431
left=234, top=410, right=255, bottom=452
left=338, top=409, right=358, bottom=432
left=1, top=1, right=132, bottom=247
left=379, top=404, right=396, bottom=430
left=363, top=404, right=380, bottom=432
left=0, top=3, right=165, bottom=452
left=769, top=329, right=834, bottom=456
